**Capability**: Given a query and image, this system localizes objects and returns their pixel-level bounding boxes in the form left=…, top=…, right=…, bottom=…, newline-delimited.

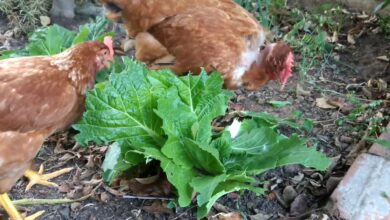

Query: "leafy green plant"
left=375, top=0, right=390, bottom=13
left=74, top=58, right=330, bottom=218
left=283, top=9, right=334, bottom=81
left=1, top=16, right=112, bottom=59
left=235, top=0, right=286, bottom=29
left=367, top=138, right=390, bottom=149
left=0, top=17, right=115, bottom=82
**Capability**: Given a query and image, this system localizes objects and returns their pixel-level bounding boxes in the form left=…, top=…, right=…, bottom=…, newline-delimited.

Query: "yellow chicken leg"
left=0, top=193, right=44, bottom=220
left=23, top=165, right=73, bottom=191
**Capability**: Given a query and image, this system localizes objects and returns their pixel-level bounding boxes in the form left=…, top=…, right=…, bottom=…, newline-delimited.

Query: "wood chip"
left=347, top=34, right=356, bottom=45
left=40, top=16, right=51, bottom=26
left=377, top=56, right=390, bottom=62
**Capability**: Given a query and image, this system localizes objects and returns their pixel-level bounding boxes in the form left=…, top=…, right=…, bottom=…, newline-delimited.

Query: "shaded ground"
left=1, top=2, right=390, bottom=220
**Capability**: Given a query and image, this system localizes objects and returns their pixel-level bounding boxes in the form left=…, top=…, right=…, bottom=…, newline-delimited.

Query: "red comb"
left=104, top=36, right=114, bottom=59
left=281, top=52, right=294, bottom=87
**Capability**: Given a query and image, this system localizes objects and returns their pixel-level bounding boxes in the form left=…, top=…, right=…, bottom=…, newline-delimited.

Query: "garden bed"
left=1, top=1, right=390, bottom=219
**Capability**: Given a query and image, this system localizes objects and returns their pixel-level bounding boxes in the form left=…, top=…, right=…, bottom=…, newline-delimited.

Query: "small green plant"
left=375, top=0, right=390, bottom=13
left=0, top=0, right=52, bottom=35
left=74, top=59, right=330, bottom=219
left=1, top=16, right=112, bottom=58
left=0, top=17, right=116, bottom=82
left=235, top=0, right=286, bottom=29
left=283, top=9, right=334, bottom=81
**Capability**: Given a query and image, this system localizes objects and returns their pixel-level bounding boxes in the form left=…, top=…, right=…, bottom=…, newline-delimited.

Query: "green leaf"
left=27, top=25, right=76, bottom=55
left=72, top=26, right=90, bottom=45
left=268, top=100, right=292, bottom=108
left=143, top=147, right=195, bottom=207
left=228, top=133, right=331, bottom=174
left=74, top=58, right=165, bottom=147
left=1, top=17, right=112, bottom=59
left=242, top=111, right=307, bottom=131
left=366, top=138, right=390, bottom=149
left=191, top=174, right=227, bottom=206
left=231, top=123, right=278, bottom=154
left=211, top=130, right=233, bottom=161
left=197, top=180, right=265, bottom=219
left=101, top=142, right=144, bottom=184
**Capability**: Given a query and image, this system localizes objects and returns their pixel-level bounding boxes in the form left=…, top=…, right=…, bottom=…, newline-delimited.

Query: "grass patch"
left=0, top=0, right=52, bottom=35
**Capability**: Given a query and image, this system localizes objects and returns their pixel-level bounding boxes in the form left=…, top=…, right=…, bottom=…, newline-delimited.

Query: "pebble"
left=283, top=186, right=298, bottom=204
left=290, top=194, right=311, bottom=215
left=340, top=135, right=353, bottom=143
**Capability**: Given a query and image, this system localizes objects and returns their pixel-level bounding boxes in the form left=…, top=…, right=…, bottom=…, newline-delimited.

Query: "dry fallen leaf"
left=142, top=201, right=174, bottom=215
left=316, top=97, right=337, bottom=109
left=327, top=97, right=346, bottom=109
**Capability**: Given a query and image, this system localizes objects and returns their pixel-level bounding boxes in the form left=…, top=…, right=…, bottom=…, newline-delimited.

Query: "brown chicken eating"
left=147, top=7, right=294, bottom=90
left=0, top=38, right=114, bottom=220
left=101, top=0, right=262, bottom=64
left=102, top=0, right=294, bottom=90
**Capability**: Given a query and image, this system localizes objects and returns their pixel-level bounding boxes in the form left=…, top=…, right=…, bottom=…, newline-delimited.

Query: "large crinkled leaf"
left=231, top=125, right=278, bottom=154
left=155, top=78, right=227, bottom=174
left=142, top=147, right=195, bottom=207
left=1, top=17, right=111, bottom=59
left=74, top=58, right=165, bottom=146
left=196, top=179, right=265, bottom=219
left=190, top=174, right=228, bottom=207
left=27, top=24, right=76, bottom=55
left=159, top=71, right=233, bottom=144
left=225, top=120, right=330, bottom=174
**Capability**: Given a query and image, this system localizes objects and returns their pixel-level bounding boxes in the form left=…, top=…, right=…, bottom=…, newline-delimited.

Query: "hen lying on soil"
left=0, top=38, right=113, bottom=220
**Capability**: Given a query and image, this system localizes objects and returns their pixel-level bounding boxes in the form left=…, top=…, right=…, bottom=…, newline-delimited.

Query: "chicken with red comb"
left=101, top=0, right=294, bottom=90
left=0, top=38, right=113, bottom=220
left=145, top=7, right=294, bottom=90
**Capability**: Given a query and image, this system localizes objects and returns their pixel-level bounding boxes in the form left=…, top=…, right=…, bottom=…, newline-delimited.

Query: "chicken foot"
left=23, top=165, right=73, bottom=191
left=0, top=193, right=44, bottom=220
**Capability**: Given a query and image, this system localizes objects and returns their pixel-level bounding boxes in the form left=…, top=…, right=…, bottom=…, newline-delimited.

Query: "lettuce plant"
left=74, top=58, right=331, bottom=218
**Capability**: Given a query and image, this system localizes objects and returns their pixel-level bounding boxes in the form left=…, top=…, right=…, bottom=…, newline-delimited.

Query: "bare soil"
left=0, top=3, right=389, bottom=220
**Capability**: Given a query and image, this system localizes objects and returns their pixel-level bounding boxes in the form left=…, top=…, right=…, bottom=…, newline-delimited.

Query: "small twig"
left=12, top=182, right=102, bottom=206
left=122, top=195, right=174, bottom=201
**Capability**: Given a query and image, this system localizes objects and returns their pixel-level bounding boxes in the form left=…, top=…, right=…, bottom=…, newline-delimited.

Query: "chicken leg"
left=23, top=165, right=73, bottom=191
left=0, top=193, right=44, bottom=220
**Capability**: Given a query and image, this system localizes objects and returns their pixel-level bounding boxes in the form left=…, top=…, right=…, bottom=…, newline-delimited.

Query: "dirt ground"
left=1, top=1, right=390, bottom=219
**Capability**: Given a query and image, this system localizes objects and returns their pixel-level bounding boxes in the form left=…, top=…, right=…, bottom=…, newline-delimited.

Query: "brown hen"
left=0, top=38, right=113, bottom=220
left=102, top=0, right=294, bottom=90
